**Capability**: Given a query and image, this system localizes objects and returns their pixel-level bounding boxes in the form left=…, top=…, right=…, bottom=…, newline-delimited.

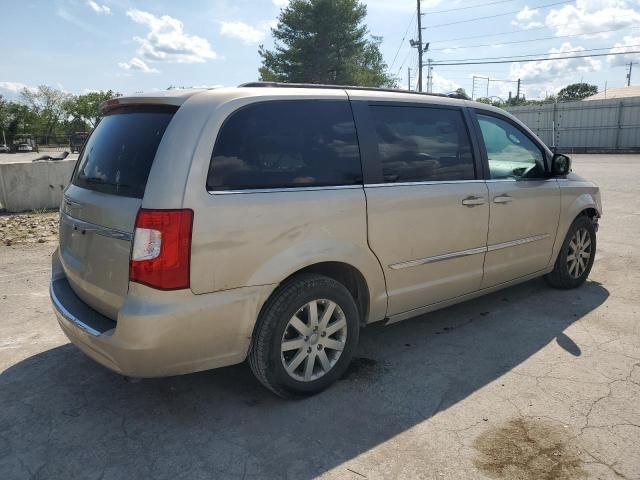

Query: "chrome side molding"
left=390, top=246, right=487, bottom=270
left=390, top=234, right=550, bottom=270
left=487, top=234, right=550, bottom=252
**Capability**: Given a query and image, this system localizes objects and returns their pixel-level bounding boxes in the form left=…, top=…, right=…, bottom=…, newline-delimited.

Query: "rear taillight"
left=130, top=209, right=193, bottom=290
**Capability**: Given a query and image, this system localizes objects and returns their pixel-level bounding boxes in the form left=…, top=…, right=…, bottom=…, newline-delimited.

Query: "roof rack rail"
left=238, top=81, right=466, bottom=99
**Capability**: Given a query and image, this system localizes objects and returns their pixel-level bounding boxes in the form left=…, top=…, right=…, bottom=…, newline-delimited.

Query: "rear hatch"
left=59, top=105, right=178, bottom=320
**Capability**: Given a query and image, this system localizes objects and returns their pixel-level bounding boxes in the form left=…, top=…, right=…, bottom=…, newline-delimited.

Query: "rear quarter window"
left=72, top=105, right=177, bottom=198
left=207, top=100, right=362, bottom=191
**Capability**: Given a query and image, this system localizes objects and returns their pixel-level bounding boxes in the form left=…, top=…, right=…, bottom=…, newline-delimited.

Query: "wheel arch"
left=256, top=261, right=372, bottom=327
left=550, top=193, right=600, bottom=268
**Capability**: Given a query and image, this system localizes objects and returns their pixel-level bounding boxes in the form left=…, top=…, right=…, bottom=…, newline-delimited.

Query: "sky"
left=1, top=0, right=639, bottom=101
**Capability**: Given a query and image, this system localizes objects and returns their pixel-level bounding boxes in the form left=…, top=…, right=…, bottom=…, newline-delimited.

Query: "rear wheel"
left=249, top=273, right=360, bottom=398
left=544, top=215, right=596, bottom=289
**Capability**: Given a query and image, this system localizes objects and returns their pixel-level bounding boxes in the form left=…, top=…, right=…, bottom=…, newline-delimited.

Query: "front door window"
left=477, top=114, right=546, bottom=180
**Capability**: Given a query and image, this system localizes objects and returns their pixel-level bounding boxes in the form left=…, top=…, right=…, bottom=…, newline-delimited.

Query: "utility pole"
left=409, top=0, right=424, bottom=92
left=627, top=62, right=634, bottom=86
left=416, top=0, right=423, bottom=92
left=426, top=59, right=433, bottom=93
left=408, top=67, right=411, bottom=91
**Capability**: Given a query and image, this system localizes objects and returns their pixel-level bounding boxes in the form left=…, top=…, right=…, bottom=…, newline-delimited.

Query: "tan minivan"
left=50, top=83, right=601, bottom=397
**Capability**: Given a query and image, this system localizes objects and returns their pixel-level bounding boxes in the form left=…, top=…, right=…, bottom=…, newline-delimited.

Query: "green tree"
left=20, top=85, right=71, bottom=139
left=476, top=97, right=505, bottom=107
left=557, top=83, right=598, bottom=102
left=4, top=102, right=38, bottom=140
left=452, top=88, right=471, bottom=100
left=259, top=0, right=394, bottom=87
left=0, top=95, right=8, bottom=140
left=64, top=90, right=121, bottom=129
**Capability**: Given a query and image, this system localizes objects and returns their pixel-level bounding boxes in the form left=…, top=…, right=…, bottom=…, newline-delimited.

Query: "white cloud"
left=509, top=43, right=601, bottom=96
left=126, top=9, right=218, bottom=63
left=545, top=0, right=640, bottom=37
left=608, top=35, right=640, bottom=66
left=430, top=72, right=461, bottom=94
left=85, top=1, right=111, bottom=15
left=512, top=20, right=544, bottom=29
left=272, top=0, right=289, bottom=6
left=512, top=6, right=543, bottom=29
left=118, top=57, right=160, bottom=73
left=219, top=21, right=268, bottom=45
left=0, top=81, right=36, bottom=93
left=516, top=5, right=540, bottom=21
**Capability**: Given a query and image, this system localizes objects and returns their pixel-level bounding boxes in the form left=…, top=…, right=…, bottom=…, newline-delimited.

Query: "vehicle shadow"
left=0, top=279, right=608, bottom=479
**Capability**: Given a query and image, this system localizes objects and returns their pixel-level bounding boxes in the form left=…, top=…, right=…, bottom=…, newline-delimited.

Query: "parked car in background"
left=69, top=132, right=89, bottom=153
left=0, top=144, right=10, bottom=153
left=11, top=135, right=37, bottom=153
left=50, top=83, right=602, bottom=398
left=15, top=143, right=33, bottom=152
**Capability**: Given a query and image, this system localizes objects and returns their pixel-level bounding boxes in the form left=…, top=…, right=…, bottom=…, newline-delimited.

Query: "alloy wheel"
left=280, top=299, right=348, bottom=382
left=566, top=227, right=592, bottom=279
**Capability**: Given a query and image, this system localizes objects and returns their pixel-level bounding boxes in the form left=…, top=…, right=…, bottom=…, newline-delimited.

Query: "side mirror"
left=551, top=153, right=571, bottom=176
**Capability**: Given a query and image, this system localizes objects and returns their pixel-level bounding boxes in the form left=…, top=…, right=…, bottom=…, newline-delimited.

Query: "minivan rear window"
left=207, top=100, right=362, bottom=191
left=72, top=105, right=178, bottom=198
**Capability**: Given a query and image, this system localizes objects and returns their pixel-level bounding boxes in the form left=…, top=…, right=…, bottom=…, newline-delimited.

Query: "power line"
left=432, top=44, right=640, bottom=63
left=427, top=0, right=516, bottom=15
left=431, top=50, right=640, bottom=66
left=429, top=26, right=640, bottom=52
left=389, top=14, right=416, bottom=71
left=432, top=26, right=550, bottom=43
left=396, top=48, right=414, bottom=77
left=426, top=0, right=571, bottom=29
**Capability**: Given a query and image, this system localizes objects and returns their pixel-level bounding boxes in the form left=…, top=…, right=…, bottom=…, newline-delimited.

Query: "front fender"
left=550, top=187, right=601, bottom=266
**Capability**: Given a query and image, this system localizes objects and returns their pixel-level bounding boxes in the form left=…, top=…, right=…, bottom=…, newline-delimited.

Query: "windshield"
left=72, top=105, right=177, bottom=198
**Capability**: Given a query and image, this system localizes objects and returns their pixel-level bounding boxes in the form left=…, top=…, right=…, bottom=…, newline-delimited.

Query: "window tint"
left=72, top=106, right=177, bottom=198
left=477, top=114, right=546, bottom=180
left=370, top=105, right=475, bottom=183
left=207, top=100, right=361, bottom=191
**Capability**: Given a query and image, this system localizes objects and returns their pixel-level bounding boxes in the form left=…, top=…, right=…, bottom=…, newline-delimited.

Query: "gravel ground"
left=0, top=155, right=638, bottom=480
left=0, top=211, right=58, bottom=246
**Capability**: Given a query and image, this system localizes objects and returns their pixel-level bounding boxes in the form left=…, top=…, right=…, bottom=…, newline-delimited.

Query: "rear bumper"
left=50, top=249, right=276, bottom=378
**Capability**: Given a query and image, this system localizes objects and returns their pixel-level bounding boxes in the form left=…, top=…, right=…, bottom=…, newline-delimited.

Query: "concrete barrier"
left=0, top=159, right=76, bottom=212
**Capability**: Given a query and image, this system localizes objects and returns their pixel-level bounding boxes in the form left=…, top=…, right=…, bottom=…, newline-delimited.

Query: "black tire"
left=248, top=273, right=360, bottom=398
left=544, top=215, right=596, bottom=289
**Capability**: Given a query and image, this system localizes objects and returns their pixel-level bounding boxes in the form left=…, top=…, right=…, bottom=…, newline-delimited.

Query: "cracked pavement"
left=1, top=154, right=639, bottom=479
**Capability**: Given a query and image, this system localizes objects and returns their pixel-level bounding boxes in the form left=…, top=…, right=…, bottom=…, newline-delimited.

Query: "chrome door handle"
left=493, top=195, right=513, bottom=204
left=461, top=196, right=486, bottom=207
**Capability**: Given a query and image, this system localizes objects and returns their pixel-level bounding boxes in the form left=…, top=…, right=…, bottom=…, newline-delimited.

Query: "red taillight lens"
left=130, top=209, right=193, bottom=290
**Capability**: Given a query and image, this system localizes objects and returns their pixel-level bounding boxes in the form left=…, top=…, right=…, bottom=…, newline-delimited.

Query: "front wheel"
left=248, top=273, right=360, bottom=398
left=544, top=215, right=596, bottom=289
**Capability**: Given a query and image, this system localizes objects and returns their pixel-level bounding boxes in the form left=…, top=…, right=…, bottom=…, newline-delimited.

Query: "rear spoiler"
left=99, top=89, right=206, bottom=114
